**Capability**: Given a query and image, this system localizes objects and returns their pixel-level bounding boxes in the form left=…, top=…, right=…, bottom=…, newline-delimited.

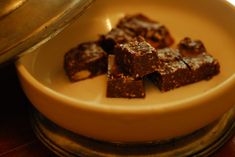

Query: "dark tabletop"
left=0, top=62, right=234, bottom=157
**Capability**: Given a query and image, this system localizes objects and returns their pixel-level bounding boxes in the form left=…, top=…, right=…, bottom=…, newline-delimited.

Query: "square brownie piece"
left=148, top=48, right=190, bottom=91
left=64, top=42, right=107, bottom=82
left=107, top=55, right=145, bottom=98
left=117, top=14, right=174, bottom=49
left=115, top=37, right=158, bottom=78
left=182, top=54, right=220, bottom=82
left=99, top=28, right=135, bottom=54
left=178, top=37, right=220, bottom=82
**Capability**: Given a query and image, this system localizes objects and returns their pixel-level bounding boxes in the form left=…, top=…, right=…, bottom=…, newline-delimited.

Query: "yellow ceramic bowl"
left=16, top=0, right=235, bottom=142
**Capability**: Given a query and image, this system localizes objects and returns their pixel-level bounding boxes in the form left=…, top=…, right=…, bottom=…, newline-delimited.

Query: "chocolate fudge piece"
left=178, top=37, right=220, bottom=82
left=64, top=42, right=107, bottom=82
left=107, top=55, right=145, bottom=98
left=115, top=37, right=158, bottom=78
left=178, top=37, right=207, bottom=57
left=99, top=28, right=135, bottom=54
left=148, top=48, right=190, bottom=91
left=182, top=54, right=220, bottom=82
left=117, top=14, right=174, bottom=49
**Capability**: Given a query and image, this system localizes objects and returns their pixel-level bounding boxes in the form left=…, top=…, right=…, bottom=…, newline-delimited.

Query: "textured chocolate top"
left=119, top=37, right=156, bottom=55
left=178, top=37, right=206, bottom=57
left=117, top=14, right=174, bottom=49
left=158, top=61, right=188, bottom=75
left=182, top=54, right=219, bottom=70
left=103, top=28, right=134, bottom=42
left=156, top=48, right=188, bottom=74
left=65, top=42, right=106, bottom=64
left=117, top=14, right=162, bottom=32
left=157, top=48, right=181, bottom=62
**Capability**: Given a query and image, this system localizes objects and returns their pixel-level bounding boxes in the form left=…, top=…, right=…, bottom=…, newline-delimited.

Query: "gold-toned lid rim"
left=0, top=0, right=94, bottom=64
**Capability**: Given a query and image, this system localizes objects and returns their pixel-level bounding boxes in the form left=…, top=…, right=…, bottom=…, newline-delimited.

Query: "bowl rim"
left=16, top=59, right=235, bottom=114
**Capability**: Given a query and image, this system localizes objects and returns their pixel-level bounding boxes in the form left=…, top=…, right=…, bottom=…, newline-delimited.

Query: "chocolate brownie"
left=64, top=42, right=107, bottom=82
left=117, top=14, right=174, bottom=49
left=107, top=55, right=145, bottom=98
left=178, top=37, right=220, bottom=82
left=149, top=40, right=220, bottom=92
left=99, top=28, right=135, bottom=54
left=148, top=48, right=190, bottom=91
left=182, top=54, right=220, bottom=82
left=115, top=36, right=158, bottom=78
left=178, top=37, right=206, bottom=57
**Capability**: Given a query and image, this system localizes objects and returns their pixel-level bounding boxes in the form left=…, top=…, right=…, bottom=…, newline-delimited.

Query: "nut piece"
left=73, top=70, right=91, bottom=81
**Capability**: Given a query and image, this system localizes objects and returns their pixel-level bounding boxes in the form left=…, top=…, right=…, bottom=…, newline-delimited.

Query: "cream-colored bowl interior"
left=16, top=0, right=235, bottom=142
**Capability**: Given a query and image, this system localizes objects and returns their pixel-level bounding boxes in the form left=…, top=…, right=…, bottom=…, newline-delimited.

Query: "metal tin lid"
left=0, top=0, right=94, bottom=64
